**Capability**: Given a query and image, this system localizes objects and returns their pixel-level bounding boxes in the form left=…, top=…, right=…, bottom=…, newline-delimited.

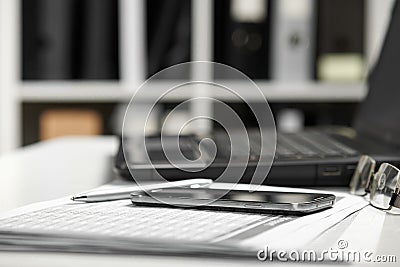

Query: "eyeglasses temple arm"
left=389, top=176, right=400, bottom=208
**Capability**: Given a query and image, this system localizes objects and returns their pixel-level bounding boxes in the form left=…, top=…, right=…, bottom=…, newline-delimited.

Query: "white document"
left=333, top=206, right=386, bottom=253
left=0, top=183, right=368, bottom=256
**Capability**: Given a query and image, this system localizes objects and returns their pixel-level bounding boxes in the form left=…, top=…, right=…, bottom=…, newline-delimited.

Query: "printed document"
left=0, top=183, right=368, bottom=256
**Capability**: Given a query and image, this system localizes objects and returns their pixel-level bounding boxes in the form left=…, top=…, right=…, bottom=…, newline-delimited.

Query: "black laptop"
left=115, top=2, right=400, bottom=186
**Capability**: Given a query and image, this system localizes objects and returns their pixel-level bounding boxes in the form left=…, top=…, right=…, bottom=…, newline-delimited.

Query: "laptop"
left=115, top=2, right=400, bottom=187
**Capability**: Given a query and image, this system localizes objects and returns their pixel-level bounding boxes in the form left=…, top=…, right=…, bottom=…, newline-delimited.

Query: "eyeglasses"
left=350, top=155, right=400, bottom=212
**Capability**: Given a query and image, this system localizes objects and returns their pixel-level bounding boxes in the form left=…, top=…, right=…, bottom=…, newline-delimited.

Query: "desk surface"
left=0, top=136, right=398, bottom=267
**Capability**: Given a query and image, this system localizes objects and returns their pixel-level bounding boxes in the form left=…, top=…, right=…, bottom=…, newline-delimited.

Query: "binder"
left=214, top=0, right=270, bottom=79
left=22, top=0, right=41, bottom=79
left=120, top=0, right=146, bottom=84
left=22, top=0, right=119, bottom=80
left=270, top=0, right=316, bottom=81
left=316, top=0, right=365, bottom=81
left=23, top=0, right=75, bottom=79
left=80, top=0, right=119, bottom=79
left=146, top=0, right=191, bottom=78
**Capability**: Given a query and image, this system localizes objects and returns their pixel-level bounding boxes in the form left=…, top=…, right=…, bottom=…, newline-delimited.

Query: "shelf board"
left=20, top=82, right=128, bottom=102
left=19, top=81, right=192, bottom=103
left=255, top=81, right=367, bottom=102
left=19, top=81, right=367, bottom=103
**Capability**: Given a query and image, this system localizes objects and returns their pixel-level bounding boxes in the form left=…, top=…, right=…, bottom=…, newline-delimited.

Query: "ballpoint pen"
left=71, top=179, right=213, bottom=203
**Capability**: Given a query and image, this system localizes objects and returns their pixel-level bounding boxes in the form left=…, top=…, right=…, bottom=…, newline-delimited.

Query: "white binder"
left=270, top=0, right=315, bottom=81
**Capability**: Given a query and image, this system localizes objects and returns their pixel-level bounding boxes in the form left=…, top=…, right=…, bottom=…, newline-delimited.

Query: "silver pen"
left=71, top=179, right=213, bottom=203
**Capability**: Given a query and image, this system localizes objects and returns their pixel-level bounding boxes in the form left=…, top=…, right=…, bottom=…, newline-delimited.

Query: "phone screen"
left=148, top=188, right=334, bottom=204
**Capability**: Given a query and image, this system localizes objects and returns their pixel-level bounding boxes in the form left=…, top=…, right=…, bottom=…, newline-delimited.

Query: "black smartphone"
left=130, top=188, right=336, bottom=215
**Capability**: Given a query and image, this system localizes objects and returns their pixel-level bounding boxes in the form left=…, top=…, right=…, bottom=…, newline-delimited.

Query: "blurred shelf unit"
left=17, top=0, right=384, bottom=103
left=0, top=0, right=395, bottom=153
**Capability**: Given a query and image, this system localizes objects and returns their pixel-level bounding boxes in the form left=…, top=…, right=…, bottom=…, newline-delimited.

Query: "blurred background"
left=0, top=0, right=395, bottom=155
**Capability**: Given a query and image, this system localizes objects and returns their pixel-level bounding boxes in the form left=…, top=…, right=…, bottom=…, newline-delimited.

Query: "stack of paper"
left=0, top=183, right=368, bottom=257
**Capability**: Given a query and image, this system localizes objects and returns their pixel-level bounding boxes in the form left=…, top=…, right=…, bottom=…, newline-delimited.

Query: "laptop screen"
left=354, top=1, right=400, bottom=146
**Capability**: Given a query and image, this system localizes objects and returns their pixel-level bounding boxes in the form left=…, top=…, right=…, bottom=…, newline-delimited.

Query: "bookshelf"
left=0, top=0, right=393, bottom=154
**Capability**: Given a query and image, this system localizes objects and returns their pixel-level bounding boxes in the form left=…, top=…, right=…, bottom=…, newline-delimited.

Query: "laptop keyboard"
left=276, top=131, right=358, bottom=160
left=214, top=130, right=358, bottom=161
left=145, top=130, right=358, bottom=162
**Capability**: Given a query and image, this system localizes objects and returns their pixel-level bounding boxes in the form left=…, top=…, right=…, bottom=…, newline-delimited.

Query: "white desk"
left=0, top=136, right=398, bottom=267
left=0, top=136, right=118, bottom=212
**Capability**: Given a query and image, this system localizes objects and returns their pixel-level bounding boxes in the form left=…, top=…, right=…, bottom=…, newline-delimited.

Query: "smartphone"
left=130, top=188, right=336, bottom=215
